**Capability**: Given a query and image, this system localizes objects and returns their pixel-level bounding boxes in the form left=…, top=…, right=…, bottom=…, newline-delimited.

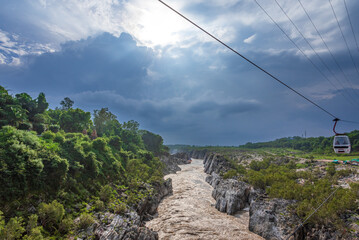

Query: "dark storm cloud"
left=2, top=33, right=152, bottom=98
left=2, top=5, right=359, bottom=146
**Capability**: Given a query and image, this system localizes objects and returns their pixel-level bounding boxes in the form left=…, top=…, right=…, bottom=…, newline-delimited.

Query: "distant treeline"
left=240, top=132, right=359, bottom=153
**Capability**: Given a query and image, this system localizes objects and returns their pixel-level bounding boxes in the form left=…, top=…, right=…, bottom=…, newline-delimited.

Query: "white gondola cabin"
left=333, top=135, right=351, bottom=154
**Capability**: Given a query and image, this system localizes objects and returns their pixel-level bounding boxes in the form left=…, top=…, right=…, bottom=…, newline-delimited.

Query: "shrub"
left=59, top=217, right=74, bottom=234
left=42, top=131, right=55, bottom=140
left=26, top=214, right=38, bottom=233
left=23, top=226, right=43, bottom=240
left=0, top=216, right=25, bottom=240
left=18, top=122, right=32, bottom=130
left=223, top=169, right=238, bottom=179
left=49, top=124, right=60, bottom=133
left=92, top=137, right=107, bottom=151
left=33, top=123, right=46, bottom=135
left=93, top=200, right=105, bottom=211
left=38, top=200, right=65, bottom=231
left=53, top=134, right=65, bottom=143
left=77, top=213, right=94, bottom=230
left=109, top=136, right=122, bottom=150
left=99, top=185, right=114, bottom=203
left=113, top=202, right=127, bottom=214
left=326, top=163, right=336, bottom=176
left=249, top=158, right=271, bottom=171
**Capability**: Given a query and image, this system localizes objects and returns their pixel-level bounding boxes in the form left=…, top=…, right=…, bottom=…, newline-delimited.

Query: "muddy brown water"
left=146, top=159, right=264, bottom=240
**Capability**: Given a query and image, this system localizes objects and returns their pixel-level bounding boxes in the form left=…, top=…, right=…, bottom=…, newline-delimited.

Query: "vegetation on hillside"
left=0, top=85, right=168, bottom=239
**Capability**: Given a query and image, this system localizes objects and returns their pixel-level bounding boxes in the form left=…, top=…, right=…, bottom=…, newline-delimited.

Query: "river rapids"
left=146, top=159, right=264, bottom=240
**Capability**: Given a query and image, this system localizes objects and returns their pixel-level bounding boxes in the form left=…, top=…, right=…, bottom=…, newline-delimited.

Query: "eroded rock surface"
left=203, top=153, right=231, bottom=175
left=160, top=153, right=191, bottom=174
left=249, top=198, right=301, bottom=240
left=206, top=172, right=252, bottom=215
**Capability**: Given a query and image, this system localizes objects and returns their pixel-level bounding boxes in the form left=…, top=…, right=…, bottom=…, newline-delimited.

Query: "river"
left=146, top=159, right=264, bottom=240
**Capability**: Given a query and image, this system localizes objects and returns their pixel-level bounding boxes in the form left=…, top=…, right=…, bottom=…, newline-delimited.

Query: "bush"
left=23, top=226, right=43, bottom=240
left=38, top=200, right=65, bottom=231
left=77, top=213, right=94, bottom=230
left=92, top=137, right=107, bottom=151
left=326, top=163, right=336, bottom=176
left=18, top=122, right=32, bottom=130
left=99, top=185, right=114, bottom=203
left=49, top=124, right=60, bottom=133
left=53, top=134, right=65, bottom=143
left=222, top=169, right=238, bottom=179
left=33, top=123, right=46, bottom=135
left=113, top=202, right=127, bottom=214
left=249, top=158, right=271, bottom=171
left=59, top=217, right=74, bottom=234
left=109, top=136, right=122, bottom=150
left=42, top=131, right=55, bottom=140
left=0, top=216, right=25, bottom=240
left=26, top=214, right=38, bottom=233
left=93, top=200, right=105, bottom=211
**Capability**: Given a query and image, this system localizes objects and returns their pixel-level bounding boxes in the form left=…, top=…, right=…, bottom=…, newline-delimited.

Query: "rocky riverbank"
left=75, top=152, right=194, bottom=239
left=160, top=152, right=192, bottom=174
left=185, top=150, right=358, bottom=240
left=76, top=178, right=173, bottom=239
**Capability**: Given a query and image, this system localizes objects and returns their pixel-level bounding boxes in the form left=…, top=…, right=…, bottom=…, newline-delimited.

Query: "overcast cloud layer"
left=1, top=0, right=359, bottom=145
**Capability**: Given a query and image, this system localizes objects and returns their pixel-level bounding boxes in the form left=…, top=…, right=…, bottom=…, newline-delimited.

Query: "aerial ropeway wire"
left=329, top=0, right=359, bottom=77
left=158, top=0, right=352, bottom=122
left=272, top=0, right=359, bottom=107
left=343, top=0, right=359, bottom=55
left=297, top=0, right=359, bottom=104
left=253, top=0, right=359, bottom=108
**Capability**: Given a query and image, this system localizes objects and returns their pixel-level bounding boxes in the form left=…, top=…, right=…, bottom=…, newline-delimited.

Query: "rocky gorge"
left=185, top=150, right=359, bottom=240
left=86, top=150, right=357, bottom=240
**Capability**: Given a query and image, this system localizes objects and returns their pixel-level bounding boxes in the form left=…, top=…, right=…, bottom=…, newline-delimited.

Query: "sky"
left=1, top=0, right=359, bottom=145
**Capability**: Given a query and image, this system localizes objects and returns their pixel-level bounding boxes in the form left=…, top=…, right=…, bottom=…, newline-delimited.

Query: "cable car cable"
left=286, top=187, right=339, bottom=240
left=254, top=0, right=359, bottom=107
left=158, top=0, right=359, bottom=125
left=343, top=0, right=359, bottom=54
left=297, top=0, right=359, bottom=104
left=329, top=0, right=359, bottom=77
left=158, top=0, right=341, bottom=120
left=273, top=0, right=359, bottom=106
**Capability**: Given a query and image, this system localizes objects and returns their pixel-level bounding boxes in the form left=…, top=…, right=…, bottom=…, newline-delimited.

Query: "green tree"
left=140, top=130, right=164, bottom=154
left=36, top=92, right=49, bottom=114
left=0, top=126, right=44, bottom=202
left=0, top=87, right=28, bottom=127
left=59, top=108, right=91, bottom=132
left=93, top=108, right=120, bottom=136
left=60, top=97, right=74, bottom=110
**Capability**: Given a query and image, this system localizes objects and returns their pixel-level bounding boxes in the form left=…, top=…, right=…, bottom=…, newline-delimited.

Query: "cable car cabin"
left=333, top=135, right=351, bottom=154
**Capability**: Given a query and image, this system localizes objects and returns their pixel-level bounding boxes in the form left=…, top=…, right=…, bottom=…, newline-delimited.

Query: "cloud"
left=0, top=0, right=357, bottom=67
left=0, top=29, right=55, bottom=65
left=244, top=34, right=256, bottom=44
left=2, top=1, right=359, bottom=145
